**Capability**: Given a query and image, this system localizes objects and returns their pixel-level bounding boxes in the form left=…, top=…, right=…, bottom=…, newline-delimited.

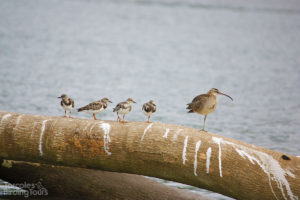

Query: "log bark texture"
left=0, top=159, right=210, bottom=200
left=0, top=111, right=299, bottom=200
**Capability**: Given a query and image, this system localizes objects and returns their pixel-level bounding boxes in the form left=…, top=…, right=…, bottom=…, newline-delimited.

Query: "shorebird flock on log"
left=2, top=89, right=299, bottom=200
left=58, top=88, right=233, bottom=131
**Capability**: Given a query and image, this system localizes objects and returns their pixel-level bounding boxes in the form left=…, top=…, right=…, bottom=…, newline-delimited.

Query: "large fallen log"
left=0, top=111, right=299, bottom=200
left=0, top=159, right=210, bottom=200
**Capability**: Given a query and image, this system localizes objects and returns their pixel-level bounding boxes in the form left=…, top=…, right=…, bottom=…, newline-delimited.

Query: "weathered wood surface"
left=0, top=111, right=299, bottom=200
left=0, top=159, right=210, bottom=200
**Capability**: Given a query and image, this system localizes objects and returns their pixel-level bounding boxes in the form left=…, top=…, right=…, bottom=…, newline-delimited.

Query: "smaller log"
left=0, top=159, right=212, bottom=200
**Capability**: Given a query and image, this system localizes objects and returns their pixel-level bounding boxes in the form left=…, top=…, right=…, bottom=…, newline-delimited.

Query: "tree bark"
left=0, top=159, right=210, bottom=200
left=0, top=111, right=299, bottom=200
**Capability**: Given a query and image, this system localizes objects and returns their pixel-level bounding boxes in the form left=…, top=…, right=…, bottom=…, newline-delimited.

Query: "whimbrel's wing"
left=187, top=94, right=209, bottom=112
left=191, top=94, right=209, bottom=103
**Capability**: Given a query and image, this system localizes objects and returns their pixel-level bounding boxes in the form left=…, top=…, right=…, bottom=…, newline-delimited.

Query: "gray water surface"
left=1, top=0, right=300, bottom=199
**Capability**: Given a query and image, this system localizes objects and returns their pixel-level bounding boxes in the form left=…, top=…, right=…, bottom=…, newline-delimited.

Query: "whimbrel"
left=186, top=88, right=233, bottom=131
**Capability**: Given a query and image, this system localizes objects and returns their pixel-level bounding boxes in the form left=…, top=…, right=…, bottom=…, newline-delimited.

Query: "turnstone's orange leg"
left=69, top=111, right=73, bottom=118
left=117, top=113, right=120, bottom=122
left=93, top=113, right=97, bottom=120
left=63, top=111, right=67, bottom=118
left=121, top=114, right=127, bottom=123
left=146, top=116, right=150, bottom=123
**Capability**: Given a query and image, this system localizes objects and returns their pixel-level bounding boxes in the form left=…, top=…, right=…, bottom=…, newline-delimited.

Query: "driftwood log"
left=0, top=111, right=299, bottom=200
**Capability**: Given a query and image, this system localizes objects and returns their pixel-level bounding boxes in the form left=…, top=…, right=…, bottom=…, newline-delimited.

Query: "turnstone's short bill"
left=58, top=94, right=75, bottom=118
left=113, top=98, right=136, bottom=123
left=142, top=100, right=156, bottom=123
left=77, top=97, right=112, bottom=120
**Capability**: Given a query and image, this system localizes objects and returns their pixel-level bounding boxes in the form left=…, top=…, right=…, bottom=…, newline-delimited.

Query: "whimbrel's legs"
left=201, top=115, right=207, bottom=132
left=93, top=113, right=97, bottom=120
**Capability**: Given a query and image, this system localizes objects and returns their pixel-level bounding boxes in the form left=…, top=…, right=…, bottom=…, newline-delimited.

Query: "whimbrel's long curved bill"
left=218, top=92, right=233, bottom=101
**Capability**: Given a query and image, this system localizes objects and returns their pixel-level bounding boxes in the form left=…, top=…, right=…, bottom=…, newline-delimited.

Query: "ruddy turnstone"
left=186, top=88, right=233, bottom=131
left=142, top=100, right=156, bottom=123
left=113, top=98, right=136, bottom=123
left=77, top=97, right=112, bottom=120
left=58, top=94, right=74, bottom=118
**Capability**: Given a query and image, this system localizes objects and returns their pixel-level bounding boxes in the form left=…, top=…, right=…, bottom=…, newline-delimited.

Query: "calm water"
left=1, top=0, right=300, bottom=199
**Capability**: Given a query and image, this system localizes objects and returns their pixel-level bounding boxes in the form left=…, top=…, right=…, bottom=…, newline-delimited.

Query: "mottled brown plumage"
left=58, top=94, right=74, bottom=118
left=142, top=100, right=156, bottom=123
left=113, top=98, right=136, bottom=123
left=187, top=88, right=233, bottom=131
left=187, top=94, right=216, bottom=114
left=78, top=97, right=112, bottom=120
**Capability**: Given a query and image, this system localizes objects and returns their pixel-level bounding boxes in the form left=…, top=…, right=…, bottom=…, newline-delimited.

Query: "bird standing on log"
left=142, top=100, right=156, bottom=123
left=58, top=94, right=74, bottom=118
left=186, top=88, right=233, bottom=131
left=113, top=98, right=136, bottom=123
left=77, top=97, right=112, bottom=120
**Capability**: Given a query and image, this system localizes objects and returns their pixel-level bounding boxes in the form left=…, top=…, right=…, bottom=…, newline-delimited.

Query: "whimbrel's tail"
left=186, top=103, right=194, bottom=113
